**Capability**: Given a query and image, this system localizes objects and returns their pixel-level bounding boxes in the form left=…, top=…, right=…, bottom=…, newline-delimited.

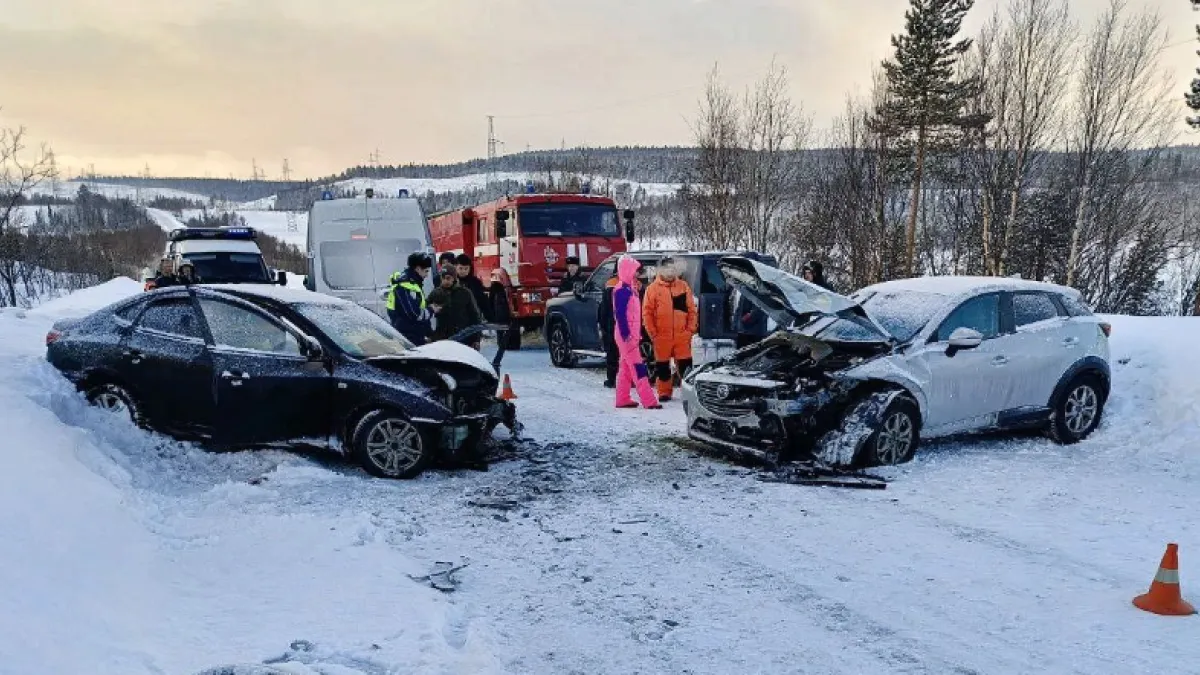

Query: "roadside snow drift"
left=1, top=281, right=1197, bottom=674
left=0, top=280, right=502, bottom=674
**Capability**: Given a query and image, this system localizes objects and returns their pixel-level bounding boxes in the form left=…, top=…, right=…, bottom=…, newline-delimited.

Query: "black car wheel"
left=640, top=338, right=656, bottom=384
left=816, top=390, right=921, bottom=468
left=85, top=382, right=144, bottom=428
left=548, top=321, right=576, bottom=368
left=1049, top=374, right=1105, bottom=444
left=865, top=396, right=920, bottom=467
left=352, top=410, right=434, bottom=479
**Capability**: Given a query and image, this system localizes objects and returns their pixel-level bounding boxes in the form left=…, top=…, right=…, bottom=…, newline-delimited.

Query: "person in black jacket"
left=803, top=260, right=833, bottom=291
left=487, top=269, right=512, bottom=374
left=455, top=254, right=492, bottom=322
left=433, top=252, right=456, bottom=285
left=559, top=256, right=585, bottom=295
left=598, top=275, right=620, bottom=387
left=386, top=252, right=433, bottom=345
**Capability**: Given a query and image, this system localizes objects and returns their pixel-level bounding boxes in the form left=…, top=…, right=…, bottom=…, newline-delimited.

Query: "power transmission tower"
left=137, top=163, right=151, bottom=205
left=251, top=158, right=265, bottom=182
left=47, top=149, right=59, bottom=200
left=487, top=115, right=502, bottom=190
left=281, top=159, right=298, bottom=232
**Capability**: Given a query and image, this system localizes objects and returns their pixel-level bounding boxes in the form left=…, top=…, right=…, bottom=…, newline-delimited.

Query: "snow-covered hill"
left=2, top=281, right=1198, bottom=673
left=27, top=181, right=210, bottom=204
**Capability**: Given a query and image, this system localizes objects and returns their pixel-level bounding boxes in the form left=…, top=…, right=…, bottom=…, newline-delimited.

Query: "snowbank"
left=29, top=277, right=143, bottom=317
left=0, top=285, right=503, bottom=674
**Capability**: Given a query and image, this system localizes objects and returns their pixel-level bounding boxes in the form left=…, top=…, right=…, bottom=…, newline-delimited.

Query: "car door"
left=564, top=258, right=616, bottom=351
left=997, top=291, right=1073, bottom=411
left=908, top=292, right=1014, bottom=431
left=693, top=257, right=737, bottom=340
left=196, top=296, right=333, bottom=447
left=118, top=295, right=216, bottom=436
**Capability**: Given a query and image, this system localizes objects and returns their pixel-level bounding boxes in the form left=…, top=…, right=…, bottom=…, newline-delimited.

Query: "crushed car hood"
left=718, top=256, right=892, bottom=341
left=365, top=340, right=497, bottom=379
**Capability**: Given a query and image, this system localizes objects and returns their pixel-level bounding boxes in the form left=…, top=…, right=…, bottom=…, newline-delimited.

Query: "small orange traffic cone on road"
left=498, top=374, right=518, bottom=401
left=1133, top=543, right=1196, bottom=616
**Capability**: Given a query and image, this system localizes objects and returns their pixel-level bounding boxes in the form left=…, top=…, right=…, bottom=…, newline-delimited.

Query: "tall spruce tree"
left=1189, top=25, right=1200, bottom=130
left=875, top=0, right=981, bottom=276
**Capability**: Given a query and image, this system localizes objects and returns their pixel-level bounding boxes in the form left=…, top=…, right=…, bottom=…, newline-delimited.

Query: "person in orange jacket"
left=642, top=256, right=697, bottom=401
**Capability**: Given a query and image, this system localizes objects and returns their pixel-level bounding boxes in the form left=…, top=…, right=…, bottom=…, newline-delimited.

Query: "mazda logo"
left=714, top=384, right=731, bottom=400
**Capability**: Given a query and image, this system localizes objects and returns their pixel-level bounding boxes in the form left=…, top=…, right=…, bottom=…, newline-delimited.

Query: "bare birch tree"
left=971, top=0, right=1074, bottom=276
left=0, top=124, right=57, bottom=306
left=682, top=65, right=744, bottom=250
left=1064, top=0, right=1176, bottom=290
left=739, top=59, right=811, bottom=255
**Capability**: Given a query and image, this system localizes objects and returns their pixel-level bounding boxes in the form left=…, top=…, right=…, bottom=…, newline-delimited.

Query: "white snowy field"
left=1, top=281, right=1197, bottom=674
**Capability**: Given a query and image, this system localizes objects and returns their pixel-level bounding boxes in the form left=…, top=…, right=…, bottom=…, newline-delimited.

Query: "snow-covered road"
left=1, top=281, right=1196, bottom=674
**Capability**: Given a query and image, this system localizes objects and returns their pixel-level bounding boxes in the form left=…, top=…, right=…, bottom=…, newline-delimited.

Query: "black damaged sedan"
left=45, top=283, right=519, bottom=479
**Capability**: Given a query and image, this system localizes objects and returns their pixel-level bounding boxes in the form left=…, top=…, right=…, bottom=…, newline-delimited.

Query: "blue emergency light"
left=525, top=181, right=536, bottom=194
left=321, top=191, right=334, bottom=200
left=169, top=226, right=257, bottom=242
left=398, top=189, right=410, bottom=198
left=581, top=182, right=591, bottom=194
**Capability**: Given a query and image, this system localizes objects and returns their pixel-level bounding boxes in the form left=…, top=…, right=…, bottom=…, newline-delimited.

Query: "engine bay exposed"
left=717, top=330, right=886, bottom=384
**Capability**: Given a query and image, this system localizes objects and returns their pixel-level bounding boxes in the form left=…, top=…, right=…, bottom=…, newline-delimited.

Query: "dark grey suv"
left=542, top=250, right=778, bottom=370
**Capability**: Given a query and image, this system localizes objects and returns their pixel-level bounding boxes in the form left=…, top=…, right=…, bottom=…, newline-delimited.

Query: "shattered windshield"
left=801, top=290, right=945, bottom=343
left=293, top=301, right=414, bottom=358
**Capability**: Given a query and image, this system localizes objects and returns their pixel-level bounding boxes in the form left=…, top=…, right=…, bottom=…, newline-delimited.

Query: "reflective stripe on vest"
left=387, top=280, right=426, bottom=312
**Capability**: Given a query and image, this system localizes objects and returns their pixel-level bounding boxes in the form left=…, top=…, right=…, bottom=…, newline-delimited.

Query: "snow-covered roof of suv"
left=857, top=276, right=1082, bottom=300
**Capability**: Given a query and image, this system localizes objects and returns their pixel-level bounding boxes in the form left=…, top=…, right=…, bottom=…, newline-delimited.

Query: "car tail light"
left=45, top=330, right=61, bottom=345
left=1099, top=322, right=1112, bottom=338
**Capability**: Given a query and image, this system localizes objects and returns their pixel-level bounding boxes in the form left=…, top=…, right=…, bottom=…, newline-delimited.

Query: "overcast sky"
left=1, top=0, right=1195, bottom=179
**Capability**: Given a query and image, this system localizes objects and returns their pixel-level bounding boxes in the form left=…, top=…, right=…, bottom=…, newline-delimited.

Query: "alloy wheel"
left=876, top=411, right=915, bottom=465
left=93, top=391, right=128, bottom=413
left=1064, top=384, right=1099, bottom=435
left=550, top=325, right=571, bottom=366
left=364, top=418, right=424, bottom=476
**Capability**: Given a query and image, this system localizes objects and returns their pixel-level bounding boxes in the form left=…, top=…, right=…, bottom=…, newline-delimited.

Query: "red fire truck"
left=428, top=186, right=635, bottom=347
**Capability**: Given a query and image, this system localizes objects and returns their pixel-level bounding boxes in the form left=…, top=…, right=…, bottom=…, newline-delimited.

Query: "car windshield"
left=800, top=290, right=945, bottom=343
left=182, top=252, right=271, bottom=283
left=293, top=301, right=414, bottom=358
left=518, top=203, right=620, bottom=237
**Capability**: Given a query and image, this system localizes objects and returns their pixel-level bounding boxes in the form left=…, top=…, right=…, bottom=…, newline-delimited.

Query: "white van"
left=304, top=188, right=434, bottom=318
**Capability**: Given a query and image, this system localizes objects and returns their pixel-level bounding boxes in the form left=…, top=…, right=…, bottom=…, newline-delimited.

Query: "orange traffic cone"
left=498, top=374, right=517, bottom=401
left=1133, top=543, right=1196, bottom=616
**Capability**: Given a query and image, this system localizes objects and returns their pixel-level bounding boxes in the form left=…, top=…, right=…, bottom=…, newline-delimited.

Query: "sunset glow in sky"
left=2, top=0, right=1196, bottom=178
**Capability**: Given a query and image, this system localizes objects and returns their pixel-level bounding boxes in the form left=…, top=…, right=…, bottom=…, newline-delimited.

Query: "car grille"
left=695, top=381, right=767, bottom=418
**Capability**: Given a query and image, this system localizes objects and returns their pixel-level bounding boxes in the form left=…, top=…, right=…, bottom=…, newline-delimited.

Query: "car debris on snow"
left=758, top=460, right=889, bottom=490
left=408, top=559, right=471, bottom=592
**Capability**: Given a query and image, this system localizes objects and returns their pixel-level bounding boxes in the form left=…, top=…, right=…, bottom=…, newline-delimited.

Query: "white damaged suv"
left=680, top=257, right=1112, bottom=467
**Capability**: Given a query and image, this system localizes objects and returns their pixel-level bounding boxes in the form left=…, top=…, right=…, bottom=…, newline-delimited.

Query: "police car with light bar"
left=163, top=226, right=287, bottom=286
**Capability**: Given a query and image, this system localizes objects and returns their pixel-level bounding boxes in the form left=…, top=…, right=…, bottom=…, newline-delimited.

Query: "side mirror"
left=302, top=335, right=324, bottom=361
left=495, top=210, right=510, bottom=222
left=573, top=281, right=586, bottom=299
left=496, top=220, right=507, bottom=238
left=945, top=327, right=983, bottom=357
left=624, top=220, right=635, bottom=244
left=276, top=270, right=288, bottom=286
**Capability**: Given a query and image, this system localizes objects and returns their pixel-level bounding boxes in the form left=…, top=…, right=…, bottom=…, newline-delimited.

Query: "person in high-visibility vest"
left=387, top=252, right=433, bottom=345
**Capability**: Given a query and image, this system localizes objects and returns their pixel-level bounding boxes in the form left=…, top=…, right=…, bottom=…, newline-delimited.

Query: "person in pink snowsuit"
left=613, top=256, right=661, bottom=409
